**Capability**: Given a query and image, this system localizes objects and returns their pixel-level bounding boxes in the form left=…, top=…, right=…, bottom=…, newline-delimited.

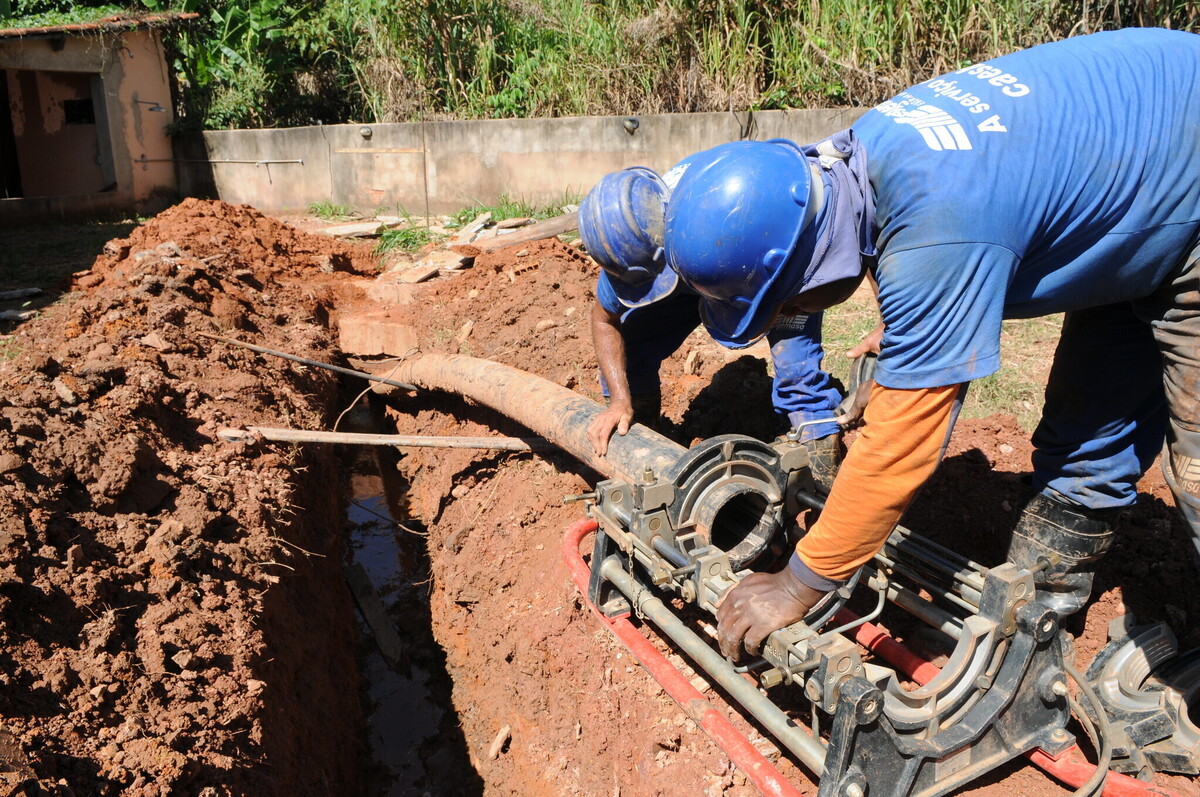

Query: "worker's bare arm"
left=588, top=302, right=634, bottom=457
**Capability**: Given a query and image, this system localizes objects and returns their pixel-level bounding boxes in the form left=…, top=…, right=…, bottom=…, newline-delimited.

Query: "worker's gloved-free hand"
left=587, top=399, right=634, bottom=457
left=849, top=321, right=884, bottom=359
left=716, top=566, right=827, bottom=662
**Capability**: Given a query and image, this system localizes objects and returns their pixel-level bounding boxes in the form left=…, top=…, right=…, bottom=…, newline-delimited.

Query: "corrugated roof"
left=0, top=12, right=197, bottom=41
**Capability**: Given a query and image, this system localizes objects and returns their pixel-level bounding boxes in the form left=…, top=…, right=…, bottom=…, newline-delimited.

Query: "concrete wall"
left=190, top=107, right=867, bottom=216
left=0, top=28, right=177, bottom=222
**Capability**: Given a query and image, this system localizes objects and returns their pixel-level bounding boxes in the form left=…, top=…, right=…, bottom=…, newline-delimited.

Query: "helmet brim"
left=610, top=266, right=680, bottom=309
left=697, top=293, right=776, bottom=349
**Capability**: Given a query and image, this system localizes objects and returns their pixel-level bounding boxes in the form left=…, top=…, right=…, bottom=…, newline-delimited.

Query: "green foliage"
left=26, top=0, right=1200, bottom=127
left=0, top=336, right=19, bottom=361
left=376, top=226, right=447, bottom=254
left=307, top=201, right=356, bottom=221
left=2, top=2, right=125, bottom=26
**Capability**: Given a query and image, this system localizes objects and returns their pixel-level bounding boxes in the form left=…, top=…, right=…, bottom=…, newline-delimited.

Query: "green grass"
left=1, top=4, right=127, bottom=29
left=307, top=201, right=358, bottom=221
left=820, top=287, right=1060, bottom=433
left=0, top=335, right=20, bottom=361
left=446, top=192, right=580, bottom=229
left=376, top=226, right=447, bottom=254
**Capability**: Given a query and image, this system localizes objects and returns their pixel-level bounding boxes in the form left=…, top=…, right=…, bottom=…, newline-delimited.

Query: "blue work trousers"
left=1031, top=238, right=1200, bottom=555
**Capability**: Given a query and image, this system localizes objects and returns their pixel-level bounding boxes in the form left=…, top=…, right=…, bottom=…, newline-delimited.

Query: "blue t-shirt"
left=853, top=29, right=1200, bottom=388
left=596, top=272, right=842, bottom=437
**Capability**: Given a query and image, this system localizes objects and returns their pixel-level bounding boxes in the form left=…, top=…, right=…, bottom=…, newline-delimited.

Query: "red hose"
left=561, top=519, right=804, bottom=797
left=836, top=608, right=1183, bottom=797
left=834, top=609, right=943, bottom=686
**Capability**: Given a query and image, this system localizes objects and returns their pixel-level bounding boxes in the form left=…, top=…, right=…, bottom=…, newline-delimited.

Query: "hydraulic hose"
left=562, top=519, right=805, bottom=797
left=390, top=354, right=684, bottom=484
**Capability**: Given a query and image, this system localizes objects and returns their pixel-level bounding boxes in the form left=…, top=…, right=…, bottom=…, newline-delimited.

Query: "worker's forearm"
left=796, top=382, right=962, bottom=581
left=591, top=303, right=632, bottom=402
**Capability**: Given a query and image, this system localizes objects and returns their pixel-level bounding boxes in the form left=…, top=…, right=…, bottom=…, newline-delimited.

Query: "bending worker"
left=656, top=28, right=1200, bottom=660
left=578, top=163, right=846, bottom=489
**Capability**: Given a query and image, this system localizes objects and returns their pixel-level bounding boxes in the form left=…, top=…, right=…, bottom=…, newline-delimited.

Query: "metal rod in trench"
left=218, top=425, right=552, bottom=451
left=599, top=559, right=829, bottom=772
left=197, top=332, right=419, bottom=392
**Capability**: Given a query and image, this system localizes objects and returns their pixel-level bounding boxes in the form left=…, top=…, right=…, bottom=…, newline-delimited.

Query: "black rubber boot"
left=804, top=433, right=843, bottom=494
left=1004, top=492, right=1117, bottom=619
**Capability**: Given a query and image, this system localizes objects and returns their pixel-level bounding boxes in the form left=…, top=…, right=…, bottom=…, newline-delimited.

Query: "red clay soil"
left=380, top=237, right=1200, bottom=796
left=0, top=199, right=374, bottom=795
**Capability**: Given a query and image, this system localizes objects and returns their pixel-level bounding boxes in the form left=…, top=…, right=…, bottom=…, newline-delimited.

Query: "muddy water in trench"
left=345, top=429, right=483, bottom=796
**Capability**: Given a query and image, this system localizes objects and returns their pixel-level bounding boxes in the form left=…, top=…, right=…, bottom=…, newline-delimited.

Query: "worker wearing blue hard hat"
left=579, top=157, right=847, bottom=490
left=677, top=28, right=1200, bottom=661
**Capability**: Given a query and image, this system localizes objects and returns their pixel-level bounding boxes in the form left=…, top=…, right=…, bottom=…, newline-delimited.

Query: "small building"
left=0, top=13, right=193, bottom=223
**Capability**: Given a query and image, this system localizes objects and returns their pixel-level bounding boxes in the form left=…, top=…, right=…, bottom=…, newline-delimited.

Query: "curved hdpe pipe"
left=389, top=354, right=685, bottom=484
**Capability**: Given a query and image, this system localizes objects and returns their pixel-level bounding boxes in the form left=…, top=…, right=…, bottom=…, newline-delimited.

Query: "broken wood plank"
left=218, top=426, right=553, bottom=450
left=397, top=262, right=441, bottom=283
left=318, top=221, right=385, bottom=238
left=344, top=561, right=411, bottom=676
left=495, top=216, right=531, bottom=229
left=477, top=211, right=579, bottom=253
left=452, top=211, right=493, bottom=245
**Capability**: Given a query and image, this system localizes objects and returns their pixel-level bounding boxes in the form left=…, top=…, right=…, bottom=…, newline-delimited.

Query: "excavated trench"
left=3, top=200, right=1199, bottom=796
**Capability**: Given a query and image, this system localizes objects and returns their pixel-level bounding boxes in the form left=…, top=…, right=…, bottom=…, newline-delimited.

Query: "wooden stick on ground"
left=475, top=211, right=579, bottom=253
left=218, top=426, right=553, bottom=451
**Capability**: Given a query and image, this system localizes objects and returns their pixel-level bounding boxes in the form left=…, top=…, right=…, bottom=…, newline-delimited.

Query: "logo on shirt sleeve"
left=771, top=314, right=811, bottom=333
left=875, top=101, right=973, bottom=151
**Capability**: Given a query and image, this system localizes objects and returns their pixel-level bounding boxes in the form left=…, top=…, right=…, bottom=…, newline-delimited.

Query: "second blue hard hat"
left=578, top=166, right=678, bottom=308
left=663, top=139, right=820, bottom=348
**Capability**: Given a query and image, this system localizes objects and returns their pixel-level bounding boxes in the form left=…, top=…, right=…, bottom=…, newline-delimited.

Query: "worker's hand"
left=848, top=321, right=884, bottom=359
left=587, top=399, right=634, bottom=457
left=716, top=566, right=827, bottom=662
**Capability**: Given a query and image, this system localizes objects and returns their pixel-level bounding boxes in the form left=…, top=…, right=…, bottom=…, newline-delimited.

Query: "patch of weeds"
left=308, top=201, right=357, bottom=221
left=377, top=227, right=447, bottom=254
left=447, top=192, right=581, bottom=228
left=0, top=336, right=21, bottom=362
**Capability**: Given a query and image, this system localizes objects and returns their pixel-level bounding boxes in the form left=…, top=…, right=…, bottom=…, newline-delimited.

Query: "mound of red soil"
left=380, top=239, right=1200, bottom=796
left=0, top=200, right=373, bottom=795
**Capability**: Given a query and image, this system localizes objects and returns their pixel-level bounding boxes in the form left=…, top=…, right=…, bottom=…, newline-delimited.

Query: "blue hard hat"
left=579, top=167, right=678, bottom=308
left=664, top=139, right=819, bottom=348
